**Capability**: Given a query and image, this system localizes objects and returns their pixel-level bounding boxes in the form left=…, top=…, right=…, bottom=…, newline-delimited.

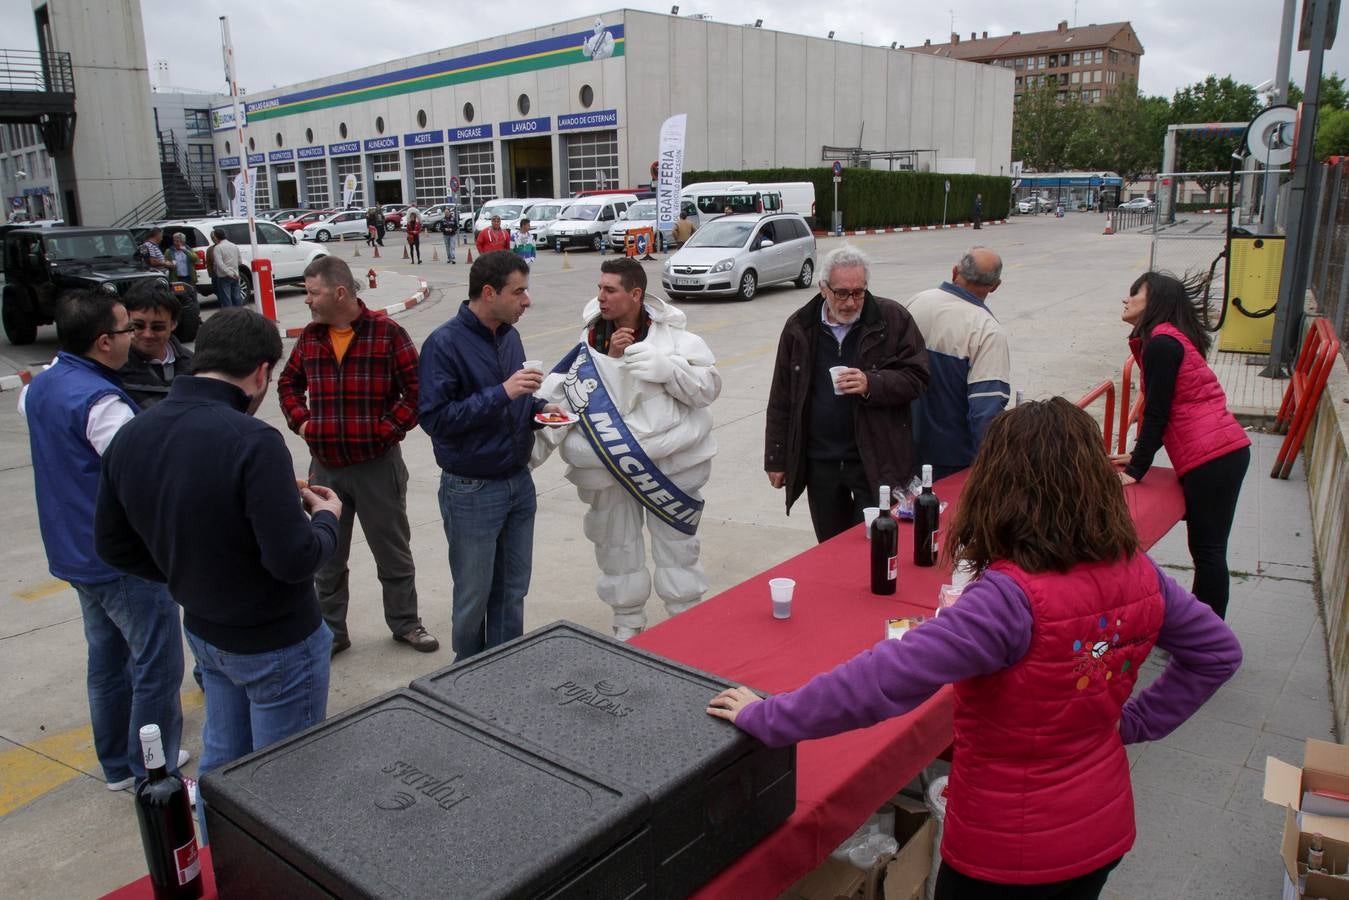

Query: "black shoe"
left=394, top=626, right=440, bottom=653
left=331, top=636, right=352, bottom=657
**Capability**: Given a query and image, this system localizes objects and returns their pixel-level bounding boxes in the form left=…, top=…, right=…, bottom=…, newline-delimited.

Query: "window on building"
left=1093, top=70, right=1102, bottom=83
left=517, top=94, right=530, bottom=116
left=1094, top=49, right=1103, bottom=64
left=301, top=160, right=328, bottom=207
left=1014, top=57, right=1025, bottom=69
left=1037, top=56, right=1047, bottom=68
left=454, top=141, right=495, bottom=206
left=579, top=84, right=595, bottom=107
left=410, top=146, right=446, bottom=205
left=252, top=170, right=271, bottom=210
left=417, top=109, right=427, bottom=128
left=275, top=132, right=283, bottom=148
left=1072, top=51, right=1082, bottom=66
left=184, top=109, right=211, bottom=137
left=1109, top=49, right=1119, bottom=65
left=306, top=128, right=314, bottom=143
left=1015, top=76, right=1023, bottom=88
left=463, top=102, right=475, bottom=122
left=1071, top=71, right=1081, bottom=84
left=248, top=137, right=255, bottom=151
left=375, top=116, right=385, bottom=135
left=339, top=122, right=348, bottom=139
left=565, top=130, right=619, bottom=196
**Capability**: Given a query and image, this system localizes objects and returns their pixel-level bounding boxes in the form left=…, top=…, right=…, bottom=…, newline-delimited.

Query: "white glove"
left=622, top=342, right=674, bottom=384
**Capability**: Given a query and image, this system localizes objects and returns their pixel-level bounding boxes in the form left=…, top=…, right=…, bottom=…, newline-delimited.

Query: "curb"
left=284, top=277, right=430, bottom=338
left=812, top=219, right=1009, bottom=237
left=0, top=370, right=34, bottom=392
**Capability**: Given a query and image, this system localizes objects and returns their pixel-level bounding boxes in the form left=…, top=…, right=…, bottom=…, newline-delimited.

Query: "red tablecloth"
left=107, top=469, right=1184, bottom=899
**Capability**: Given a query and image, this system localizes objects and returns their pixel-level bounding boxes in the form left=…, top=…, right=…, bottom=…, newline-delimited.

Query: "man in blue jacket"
left=419, top=251, right=561, bottom=660
left=22, top=291, right=186, bottom=792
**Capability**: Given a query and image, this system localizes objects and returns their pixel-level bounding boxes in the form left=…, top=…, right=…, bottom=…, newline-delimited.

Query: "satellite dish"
left=1244, top=105, right=1297, bottom=167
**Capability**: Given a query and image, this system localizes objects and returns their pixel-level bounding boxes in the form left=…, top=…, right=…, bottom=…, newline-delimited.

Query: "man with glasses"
left=901, top=247, right=1010, bottom=480
left=21, top=291, right=188, bottom=793
left=119, top=280, right=194, bottom=409
left=764, top=244, right=929, bottom=542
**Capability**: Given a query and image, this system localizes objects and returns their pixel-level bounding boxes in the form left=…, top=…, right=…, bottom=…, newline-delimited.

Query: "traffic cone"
left=402, top=245, right=410, bottom=260
left=432, top=246, right=439, bottom=261
left=373, top=244, right=381, bottom=259
left=1102, top=212, right=1115, bottom=235
left=352, top=244, right=360, bottom=257
left=562, top=250, right=571, bottom=270
left=466, top=247, right=473, bottom=264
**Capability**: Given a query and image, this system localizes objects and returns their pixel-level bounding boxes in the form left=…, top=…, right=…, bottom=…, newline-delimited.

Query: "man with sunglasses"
left=21, top=291, right=188, bottom=793
left=119, top=280, right=194, bottom=409
left=764, top=244, right=929, bottom=542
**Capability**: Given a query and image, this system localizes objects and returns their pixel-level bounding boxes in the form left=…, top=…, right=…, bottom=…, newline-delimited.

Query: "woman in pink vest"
left=708, top=399, right=1241, bottom=899
left=1111, top=272, right=1251, bottom=619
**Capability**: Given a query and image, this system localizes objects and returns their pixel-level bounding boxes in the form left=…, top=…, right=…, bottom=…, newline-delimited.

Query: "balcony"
left=0, top=48, right=76, bottom=152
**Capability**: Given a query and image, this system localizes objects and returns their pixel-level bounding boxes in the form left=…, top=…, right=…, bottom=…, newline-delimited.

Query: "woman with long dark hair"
left=1111, top=271, right=1251, bottom=619
left=708, top=399, right=1241, bottom=900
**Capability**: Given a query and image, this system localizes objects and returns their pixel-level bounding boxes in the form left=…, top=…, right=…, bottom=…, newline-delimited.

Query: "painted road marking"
left=0, top=690, right=204, bottom=817
left=12, top=579, right=69, bottom=602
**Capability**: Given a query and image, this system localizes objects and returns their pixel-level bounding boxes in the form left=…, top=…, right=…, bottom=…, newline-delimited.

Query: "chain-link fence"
left=1308, top=158, right=1349, bottom=362
left=1145, top=172, right=1236, bottom=325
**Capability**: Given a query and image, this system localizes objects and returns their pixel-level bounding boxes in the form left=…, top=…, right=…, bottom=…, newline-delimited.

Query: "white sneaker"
left=177, top=749, right=191, bottom=768
left=613, top=626, right=644, bottom=641
left=106, top=776, right=135, bottom=792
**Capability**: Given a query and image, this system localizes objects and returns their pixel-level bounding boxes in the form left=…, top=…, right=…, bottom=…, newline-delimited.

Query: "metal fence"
left=0, top=48, right=74, bottom=94
left=1307, top=158, right=1349, bottom=361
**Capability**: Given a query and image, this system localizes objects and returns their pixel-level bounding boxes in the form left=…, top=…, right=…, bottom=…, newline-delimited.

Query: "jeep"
left=1, top=227, right=200, bottom=346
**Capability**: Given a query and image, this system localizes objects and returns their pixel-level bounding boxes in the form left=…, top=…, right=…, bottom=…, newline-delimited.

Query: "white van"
left=544, top=193, right=639, bottom=251
left=745, top=182, right=817, bottom=226
left=680, top=180, right=748, bottom=195
left=681, top=187, right=783, bottom=224
left=473, top=197, right=552, bottom=234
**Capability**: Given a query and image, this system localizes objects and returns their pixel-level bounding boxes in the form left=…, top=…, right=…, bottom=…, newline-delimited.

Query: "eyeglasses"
left=131, top=320, right=171, bottom=333
left=825, top=284, right=867, bottom=302
left=103, top=325, right=137, bottom=336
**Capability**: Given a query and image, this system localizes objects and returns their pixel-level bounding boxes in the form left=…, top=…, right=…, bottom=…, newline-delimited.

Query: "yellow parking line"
left=12, top=580, right=69, bottom=602
left=0, top=690, right=204, bottom=817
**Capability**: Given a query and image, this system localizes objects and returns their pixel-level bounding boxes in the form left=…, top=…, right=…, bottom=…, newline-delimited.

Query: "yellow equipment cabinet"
left=1219, top=235, right=1284, bottom=353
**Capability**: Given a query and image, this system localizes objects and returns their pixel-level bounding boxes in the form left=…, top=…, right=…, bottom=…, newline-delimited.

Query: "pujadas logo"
left=377, top=760, right=470, bottom=811
left=551, top=678, right=634, bottom=718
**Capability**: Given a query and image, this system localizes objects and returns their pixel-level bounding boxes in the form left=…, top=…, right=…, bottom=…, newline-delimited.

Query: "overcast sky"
left=4, top=1, right=1345, bottom=101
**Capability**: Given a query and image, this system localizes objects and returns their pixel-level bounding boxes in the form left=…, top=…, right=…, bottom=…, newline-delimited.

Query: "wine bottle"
left=914, top=465, right=941, bottom=567
left=871, top=485, right=898, bottom=595
left=133, top=725, right=203, bottom=900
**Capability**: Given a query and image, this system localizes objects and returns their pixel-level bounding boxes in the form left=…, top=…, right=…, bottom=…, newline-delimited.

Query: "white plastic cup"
left=939, top=584, right=963, bottom=609
left=769, top=577, right=795, bottom=619
left=521, top=359, right=544, bottom=372
left=863, top=507, right=880, bottom=538
left=829, top=365, right=848, bottom=395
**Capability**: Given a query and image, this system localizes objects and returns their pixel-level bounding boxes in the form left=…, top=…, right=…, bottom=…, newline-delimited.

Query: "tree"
left=1315, top=107, right=1349, bottom=159
left=1170, top=76, right=1262, bottom=193
left=1012, top=81, right=1087, bottom=171
left=1087, top=83, right=1171, bottom=182
left=1287, top=73, right=1348, bottom=110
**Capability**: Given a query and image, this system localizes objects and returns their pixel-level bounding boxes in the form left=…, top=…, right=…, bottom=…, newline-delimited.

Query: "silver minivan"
left=661, top=212, right=816, bottom=301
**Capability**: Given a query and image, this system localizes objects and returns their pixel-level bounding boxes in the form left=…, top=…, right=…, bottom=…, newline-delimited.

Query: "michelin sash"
left=553, top=343, right=704, bottom=535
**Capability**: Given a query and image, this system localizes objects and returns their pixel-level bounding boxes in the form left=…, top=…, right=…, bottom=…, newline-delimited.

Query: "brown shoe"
left=394, top=626, right=439, bottom=653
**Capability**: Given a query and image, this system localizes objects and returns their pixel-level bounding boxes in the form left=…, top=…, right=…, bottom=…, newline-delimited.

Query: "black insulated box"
left=410, top=622, right=797, bottom=899
left=200, top=689, right=652, bottom=899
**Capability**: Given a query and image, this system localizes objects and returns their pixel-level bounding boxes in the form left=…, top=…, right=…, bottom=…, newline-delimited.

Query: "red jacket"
left=1130, top=322, right=1249, bottom=476
left=943, top=553, right=1164, bottom=884
left=476, top=226, right=511, bottom=254
left=277, top=302, right=419, bottom=468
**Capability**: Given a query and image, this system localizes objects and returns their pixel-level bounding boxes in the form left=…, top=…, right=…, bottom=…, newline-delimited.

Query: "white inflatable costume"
left=537, top=295, right=720, bottom=636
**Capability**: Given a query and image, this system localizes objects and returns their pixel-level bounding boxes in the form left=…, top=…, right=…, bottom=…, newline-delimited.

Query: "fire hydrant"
left=367, top=268, right=378, bottom=290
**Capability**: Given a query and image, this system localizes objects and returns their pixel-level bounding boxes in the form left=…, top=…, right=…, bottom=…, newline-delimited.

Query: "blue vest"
left=25, top=352, right=137, bottom=584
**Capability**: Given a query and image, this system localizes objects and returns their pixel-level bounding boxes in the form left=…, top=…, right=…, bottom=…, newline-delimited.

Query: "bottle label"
left=141, top=740, right=164, bottom=771
left=887, top=555, right=897, bottom=580
left=931, top=528, right=941, bottom=556
left=174, top=837, right=200, bottom=885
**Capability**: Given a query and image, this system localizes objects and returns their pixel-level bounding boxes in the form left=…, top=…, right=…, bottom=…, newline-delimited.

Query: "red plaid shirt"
left=278, top=302, right=420, bottom=468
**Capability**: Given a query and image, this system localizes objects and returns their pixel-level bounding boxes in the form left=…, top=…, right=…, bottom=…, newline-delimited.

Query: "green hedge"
left=681, top=167, right=1011, bottom=229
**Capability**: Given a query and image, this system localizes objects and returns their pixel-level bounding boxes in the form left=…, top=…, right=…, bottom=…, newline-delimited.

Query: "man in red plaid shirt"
left=278, top=256, right=438, bottom=656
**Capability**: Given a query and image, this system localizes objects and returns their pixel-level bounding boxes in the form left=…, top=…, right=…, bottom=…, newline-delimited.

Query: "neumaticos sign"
left=297, top=145, right=325, bottom=159
left=558, top=109, right=618, bottom=130
left=329, top=141, right=360, bottom=155
left=268, top=150, right=294, bottom=162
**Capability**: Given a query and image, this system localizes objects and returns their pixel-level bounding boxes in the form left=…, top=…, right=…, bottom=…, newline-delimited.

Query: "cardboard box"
left=1280, top=807, right=1349, bottom=899
left=1265, top=738, right=1349, bottom=843
left=783, top=800, right=935, bottom=900
left=883, top=819, right=935, bottom=900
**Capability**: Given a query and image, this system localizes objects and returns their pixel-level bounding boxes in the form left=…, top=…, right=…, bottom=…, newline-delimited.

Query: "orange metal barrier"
left=1075, top=379, right=1116, bottom=450
left=1117, top=355, right=1144, bottom=455
left=1271, top=319, right=1341, bottom=479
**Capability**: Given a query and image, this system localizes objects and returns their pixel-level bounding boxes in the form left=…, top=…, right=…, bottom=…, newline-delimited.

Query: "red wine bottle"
left=871, top=485, right=898, bottom=595
left=914, top=465, right=941, bottom=567
left=133, top=725, right=202, bottom=900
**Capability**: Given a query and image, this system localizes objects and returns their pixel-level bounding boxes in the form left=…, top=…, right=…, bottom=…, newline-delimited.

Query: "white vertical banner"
left=342, top=174, right=357, bottom=208
left=232, top=168, right=259, bottom=219
left=656, top=113, right=687, bottom=237
left=230, top=172, right=245, bottom=217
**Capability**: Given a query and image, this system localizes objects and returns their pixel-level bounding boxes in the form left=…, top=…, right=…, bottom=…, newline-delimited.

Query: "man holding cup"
left=418, top=251, right=562, bottom=660
left=765, top=244, right=929, bottom=542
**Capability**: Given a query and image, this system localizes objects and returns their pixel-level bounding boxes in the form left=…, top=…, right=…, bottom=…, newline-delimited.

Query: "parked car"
left=521, top=199, right=570, bottom=237
left=2, top=226, right=199, bottom=345
left=661, top=212, right=816, bottom=301
left=266, top=209, right=310, bottom=225
left=605, top=198, right=700, bottom=250
left=139, top=217, right=329, bottom=306
left=1016, top=196, right=1053, bottom=214
left=420, top=203, right=453, bottom=232
left=298, top=210, right=371, bottom=243
left=282, top=210, right=335, bottom=232
left=381, top=203, right=410, bottom=230
left=472, top=197, right=554, bottom=235
left=1118, top=197, right=1155, bottom=211
left=544, top=193, right=639, bottom=251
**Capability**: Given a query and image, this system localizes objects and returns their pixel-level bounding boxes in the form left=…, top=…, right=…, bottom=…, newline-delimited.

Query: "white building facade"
left=212, top=10, right=1013, bottom=211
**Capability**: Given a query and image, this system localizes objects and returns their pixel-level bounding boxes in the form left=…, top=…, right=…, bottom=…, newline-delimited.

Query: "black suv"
left=1, top=227, right=200, bottom=345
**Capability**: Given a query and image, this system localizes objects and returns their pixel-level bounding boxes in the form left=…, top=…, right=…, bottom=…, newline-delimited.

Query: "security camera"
left=1254, top=78, right=1275, bottom=93
left=16, top=169, right=28, bottom=178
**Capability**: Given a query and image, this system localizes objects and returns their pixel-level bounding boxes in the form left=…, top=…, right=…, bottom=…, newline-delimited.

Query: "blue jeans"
left=73, top=577, right=184, bottom=784
left=216, top=277, right=242, bottom=307
left=441, top=231, right=456, bottom=262
left=438, top=468, right=536, bottom=661
left=185, top=622, right=332, bottom=779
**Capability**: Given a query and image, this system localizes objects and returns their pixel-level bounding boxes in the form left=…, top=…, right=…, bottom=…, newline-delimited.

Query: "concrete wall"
left=39, top=0, right=160, bottom=225
left=622, top=9, right=1014, bottom=180
left=1305, top=353, right=1349, bottom=736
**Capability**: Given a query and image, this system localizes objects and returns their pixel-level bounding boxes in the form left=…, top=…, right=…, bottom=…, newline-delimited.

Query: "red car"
left=382, top=204, right=410, bottom=230
left=283, top=210, right=335, bottom=232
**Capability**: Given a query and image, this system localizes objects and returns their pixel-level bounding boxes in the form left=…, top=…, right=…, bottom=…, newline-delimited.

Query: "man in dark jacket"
left=119, top=279, right=193, bottom=408
left=765, top=244, right=929, bottom=542
left=418, top=251, right=562, bottom=660
left=95, top=308, right=343, bottom=791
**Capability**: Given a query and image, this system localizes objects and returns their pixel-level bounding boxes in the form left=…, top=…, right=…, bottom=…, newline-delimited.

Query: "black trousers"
left=1179, top=445, right=1250, bottom=619
left=934, top=857, right=1121, bottom=900
left=804, top=458, right=871, bottom=543
left=408, top=234, right=421, bottom=262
